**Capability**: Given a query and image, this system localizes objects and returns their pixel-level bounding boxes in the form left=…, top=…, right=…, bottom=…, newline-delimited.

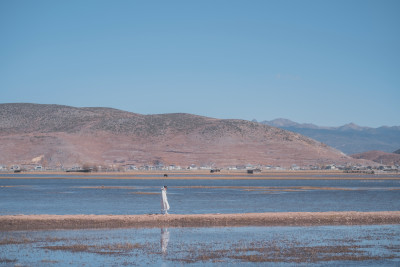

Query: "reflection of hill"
left=0, top=103, right=356, bottom=167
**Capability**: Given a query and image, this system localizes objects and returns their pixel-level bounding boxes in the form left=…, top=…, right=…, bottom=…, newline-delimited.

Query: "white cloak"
left=161, top=188, right=170, bottom=212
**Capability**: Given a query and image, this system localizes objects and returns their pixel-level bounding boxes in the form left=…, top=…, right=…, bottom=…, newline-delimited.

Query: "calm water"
left=0, top=174, right=399, bottom=215
left=1, top=174, right=400, bottom=266
left=1, top=225, right=399, bottom=266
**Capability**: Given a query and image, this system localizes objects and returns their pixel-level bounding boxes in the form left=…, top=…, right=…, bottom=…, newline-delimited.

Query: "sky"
left=1, top=0, right=399, bottom=127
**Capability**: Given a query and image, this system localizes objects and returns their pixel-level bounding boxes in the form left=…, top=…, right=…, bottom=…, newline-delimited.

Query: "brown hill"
left=0, top=103, right=359, bottom=168
left=351, top=150, right=400, bottom=165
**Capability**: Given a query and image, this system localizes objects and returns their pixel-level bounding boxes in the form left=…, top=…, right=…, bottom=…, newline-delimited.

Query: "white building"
left=34, top=165, right=43, bottom=171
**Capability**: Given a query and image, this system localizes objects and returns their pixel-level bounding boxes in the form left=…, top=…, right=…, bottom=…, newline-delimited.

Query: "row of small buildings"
left=1, top=163, right=399, bottom=173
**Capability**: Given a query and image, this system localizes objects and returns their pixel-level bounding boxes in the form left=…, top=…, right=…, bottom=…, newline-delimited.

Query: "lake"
left=1, top=173, right=399, bottom=266
left=0, top=174, right=400, bottom=215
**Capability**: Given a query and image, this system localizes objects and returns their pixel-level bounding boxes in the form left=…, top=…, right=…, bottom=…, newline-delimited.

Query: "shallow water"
left=0, top=175, right=400, bottom=215
left=1, top=174, right=399, bottom=265
left=1, top=225, right=399, bottom=266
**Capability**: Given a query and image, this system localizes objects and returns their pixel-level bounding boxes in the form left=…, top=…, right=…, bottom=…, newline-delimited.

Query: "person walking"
left=161, top=185, right=170, bottom=215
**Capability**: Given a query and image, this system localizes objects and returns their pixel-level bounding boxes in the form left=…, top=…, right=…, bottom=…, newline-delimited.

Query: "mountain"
left=394, top=149, right=400, bottom=154
left=262, top=118, right=322, bottom=129
left=0, top=103, right=358, bottom=169
left=261, top=119, right=400, bottom=155
left=351, top=151, right=400, bottom=166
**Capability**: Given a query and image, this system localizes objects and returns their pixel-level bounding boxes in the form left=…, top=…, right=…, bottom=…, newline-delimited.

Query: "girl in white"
left=161, top=185, right=170, bottom=215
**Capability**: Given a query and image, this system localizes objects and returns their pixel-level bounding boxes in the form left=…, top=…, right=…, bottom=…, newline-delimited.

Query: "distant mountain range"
left=0, top=103, right=365, bottom=169
left=260, top=118, right=400, bottom=155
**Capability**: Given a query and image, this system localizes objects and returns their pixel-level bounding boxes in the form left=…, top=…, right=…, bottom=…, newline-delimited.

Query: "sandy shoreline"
left=1, top=211, right=399, bottom=231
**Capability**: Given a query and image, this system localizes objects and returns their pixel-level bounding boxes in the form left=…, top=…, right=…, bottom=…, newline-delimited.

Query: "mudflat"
left=1, top=211, right=399, bottom=231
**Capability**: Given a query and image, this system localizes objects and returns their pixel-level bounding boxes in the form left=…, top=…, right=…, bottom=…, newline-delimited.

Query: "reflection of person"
left=161, top=228, right=170, bottom=256
left=161, top=185, right=170, bottom=215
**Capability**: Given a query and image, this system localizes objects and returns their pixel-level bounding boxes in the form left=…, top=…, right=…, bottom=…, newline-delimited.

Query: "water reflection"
left=161, top=228, right=170, bottom=256
left=1, top=225, right=400, bottom=266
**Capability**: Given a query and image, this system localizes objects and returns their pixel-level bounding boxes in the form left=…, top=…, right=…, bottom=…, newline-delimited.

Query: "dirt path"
left=1, top=211, right=399, bottom=231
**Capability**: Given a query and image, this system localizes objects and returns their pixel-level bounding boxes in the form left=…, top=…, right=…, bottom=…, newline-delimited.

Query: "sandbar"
left=1, top=211, right=399, bottom=231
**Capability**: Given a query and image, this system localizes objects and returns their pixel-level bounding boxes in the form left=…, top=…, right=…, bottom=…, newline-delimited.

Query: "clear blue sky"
left=1, top=0, right=399, bottom=127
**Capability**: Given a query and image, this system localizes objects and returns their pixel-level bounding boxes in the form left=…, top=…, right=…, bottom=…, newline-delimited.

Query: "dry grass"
left=0, top=236, right=67, bottom=245
left=0, top=236, right=34, bottom=245
left=41, top=242, right=143, bottom=255
left=173, top=185, right=356, bottom=191
left=0, top=258, right=17, bottom=264
left=41, top=259, right=59, bottom=263
left=75, top=186, right=136, bottom=189
left=130, top=192, right=159, bottom=195
left=169, top=241, right=392, bottom=263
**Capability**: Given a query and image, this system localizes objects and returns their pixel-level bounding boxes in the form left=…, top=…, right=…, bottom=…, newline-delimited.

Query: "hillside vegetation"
left=0, top=103, right=356, bottom=168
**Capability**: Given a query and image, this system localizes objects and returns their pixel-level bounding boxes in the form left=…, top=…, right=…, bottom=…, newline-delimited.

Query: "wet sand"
left=1, top=211, right=399, bottom=231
